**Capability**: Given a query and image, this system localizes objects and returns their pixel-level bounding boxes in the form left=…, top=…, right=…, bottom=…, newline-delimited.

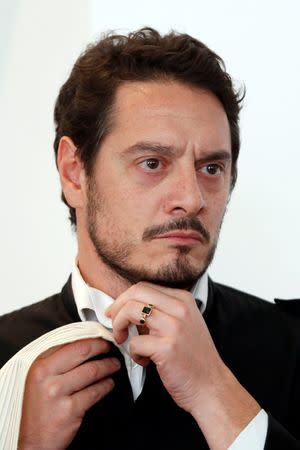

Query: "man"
left=0, top=28, right=299, bottom=450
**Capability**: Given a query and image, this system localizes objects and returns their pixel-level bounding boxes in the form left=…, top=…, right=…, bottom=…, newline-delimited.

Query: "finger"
left=38, top=344, right=65, bottom=359
left=130, top=354, right=151, bottom=368
left=37, top=338, right=111, bottom=376
left=146, top=284, right=201, bottom=313
left=72, top=377, right=115, bottom=418
left=112, top=301, right=175, bottom=343
left=129, top=334, right=165, bottom=365
left=132, top=281, right=192, bottom=301
left=106, top=283, right=184, bottom=320
left=61, top=357, right=121, bottom=395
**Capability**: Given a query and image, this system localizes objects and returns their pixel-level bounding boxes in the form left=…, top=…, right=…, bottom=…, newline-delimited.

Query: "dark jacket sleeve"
left=264, top=298, right=300, bottom=449
left=265, top=415, right=300, bottom=449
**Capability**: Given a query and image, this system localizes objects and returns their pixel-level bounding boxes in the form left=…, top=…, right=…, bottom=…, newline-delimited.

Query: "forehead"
left=106, top=80, right=231, bottom=154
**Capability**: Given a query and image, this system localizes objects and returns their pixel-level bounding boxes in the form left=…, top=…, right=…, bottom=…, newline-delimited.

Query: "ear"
left=56, top=136, right=86, bottom=209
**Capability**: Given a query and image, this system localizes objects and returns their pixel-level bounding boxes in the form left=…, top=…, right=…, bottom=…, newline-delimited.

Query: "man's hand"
left=18, top=337, right=121, bottom=450
left=106, top=281, right=223, bottom=410
left=106, top=282, right=261, bottom=450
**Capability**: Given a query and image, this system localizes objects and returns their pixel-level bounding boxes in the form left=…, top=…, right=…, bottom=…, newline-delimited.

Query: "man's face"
left=84, top=81, right=232, bottom=289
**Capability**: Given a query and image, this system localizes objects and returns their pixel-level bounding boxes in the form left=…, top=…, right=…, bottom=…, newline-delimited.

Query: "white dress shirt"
left=71, top=262, right=268, bottom=449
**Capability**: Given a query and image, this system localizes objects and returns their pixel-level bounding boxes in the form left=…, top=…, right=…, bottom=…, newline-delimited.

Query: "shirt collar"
left=71, top=260, right=208, bottom=325
left=71, top=261, right=114, bottom=328
left=191, top=273, right=208, bottom=314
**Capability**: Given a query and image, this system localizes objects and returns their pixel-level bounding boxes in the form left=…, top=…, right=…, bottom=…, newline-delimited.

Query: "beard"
left=86, top=177, right=222, bottom=290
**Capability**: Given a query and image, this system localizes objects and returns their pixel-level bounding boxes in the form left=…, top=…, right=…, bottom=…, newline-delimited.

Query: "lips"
left=155, top=230, right=203, bottom=243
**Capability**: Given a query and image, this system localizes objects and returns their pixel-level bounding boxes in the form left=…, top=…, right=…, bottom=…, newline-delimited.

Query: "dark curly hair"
left=54, top=27, right=244, bottom=226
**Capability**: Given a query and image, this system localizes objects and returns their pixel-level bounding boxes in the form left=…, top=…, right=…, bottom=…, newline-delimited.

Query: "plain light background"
left=0, top=0, right=299, bottom=315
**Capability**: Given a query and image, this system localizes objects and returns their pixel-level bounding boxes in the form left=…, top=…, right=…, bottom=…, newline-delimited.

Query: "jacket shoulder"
left=211, top=280, right=300, bottom=337
left=213, top=282, right=273, bottom=309
left=274, top=297, right=300, bottom=316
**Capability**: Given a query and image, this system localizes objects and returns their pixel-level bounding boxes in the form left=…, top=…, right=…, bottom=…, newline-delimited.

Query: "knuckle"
left=176, top=303, right=189, bottom=320
left=85, top=361, right=99, bottom=379
left=105, top=358, right=119, bottom=371
left=73, top=340, right=91, bottom=356
left=46, top=380, right=61, bottom=399
left=30, top=360, right=49, bottom=383
left=127, top=286, right=137, bottom=298
left=88, top=384, right=102, bottom=403
left=129, top=283, right=142, bottom=296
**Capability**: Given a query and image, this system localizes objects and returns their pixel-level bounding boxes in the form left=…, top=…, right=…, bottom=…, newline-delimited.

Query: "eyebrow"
left=122, top=142, right=177, bottom=157
left=121, top=141, right=231, bottom=163
left=197, top=150, right=232, bottom=164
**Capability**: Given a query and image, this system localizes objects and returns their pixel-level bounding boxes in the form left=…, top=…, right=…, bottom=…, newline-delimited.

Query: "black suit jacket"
left=1, top=277, right=300, bottom=449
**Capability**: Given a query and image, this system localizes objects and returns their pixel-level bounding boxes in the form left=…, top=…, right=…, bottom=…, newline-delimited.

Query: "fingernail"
left=105, top=307, right=111, bottom=317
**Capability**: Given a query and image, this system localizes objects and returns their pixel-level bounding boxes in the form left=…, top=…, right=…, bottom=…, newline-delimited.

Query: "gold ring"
left=140, top=304, right=154, bottom=324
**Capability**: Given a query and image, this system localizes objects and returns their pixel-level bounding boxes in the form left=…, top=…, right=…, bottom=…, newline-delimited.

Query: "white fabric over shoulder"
left=0, top=321, right=115, bottom=450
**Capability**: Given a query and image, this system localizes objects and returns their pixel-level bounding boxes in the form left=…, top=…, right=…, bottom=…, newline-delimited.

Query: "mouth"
left=154, top=230, right=204, bottom=245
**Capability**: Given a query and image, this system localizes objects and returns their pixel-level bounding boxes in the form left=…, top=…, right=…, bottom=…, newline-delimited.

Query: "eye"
left=201, top=163, right=222, bottom=175
left=139, top=158, right=162, bottom=171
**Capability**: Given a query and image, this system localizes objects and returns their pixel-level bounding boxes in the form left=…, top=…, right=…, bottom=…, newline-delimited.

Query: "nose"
left=164, top=164, right=206, bottom=217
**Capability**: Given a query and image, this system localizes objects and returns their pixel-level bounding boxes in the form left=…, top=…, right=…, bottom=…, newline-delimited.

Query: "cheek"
left=105, top=183, right=158, bottom=230
left=205, top=193, right=229, bottom=226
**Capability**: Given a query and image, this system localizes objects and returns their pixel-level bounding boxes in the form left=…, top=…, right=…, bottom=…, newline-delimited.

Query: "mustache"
left=142, top=217, right=210, bottom=244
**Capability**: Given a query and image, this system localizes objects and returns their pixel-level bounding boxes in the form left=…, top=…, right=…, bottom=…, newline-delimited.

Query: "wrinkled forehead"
left=105, top=80, right=231, bottom=157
